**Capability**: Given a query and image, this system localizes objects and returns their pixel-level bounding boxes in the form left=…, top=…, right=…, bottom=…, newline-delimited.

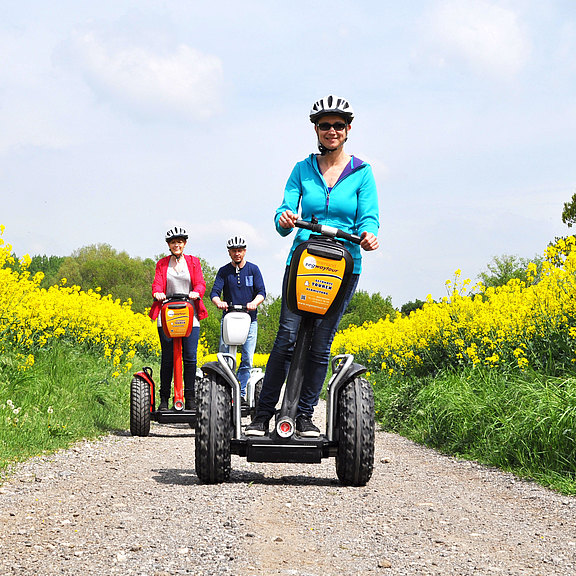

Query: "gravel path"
left=0, top=405, right=575, bottom=576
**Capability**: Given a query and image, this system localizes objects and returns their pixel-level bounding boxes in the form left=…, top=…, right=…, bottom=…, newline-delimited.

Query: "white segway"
left=211, top=304, right=263, bottom=416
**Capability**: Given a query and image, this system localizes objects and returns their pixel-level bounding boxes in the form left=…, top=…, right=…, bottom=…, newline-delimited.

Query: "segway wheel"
left=195, top=374, right=232, bottom=483
left=335, top=376, right=375, bottom=486
left=130, top=375, right=151, bottom=437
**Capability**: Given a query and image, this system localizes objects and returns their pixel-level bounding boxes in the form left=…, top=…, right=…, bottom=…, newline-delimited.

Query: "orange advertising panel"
left=161, top=302, right=194, bottom=338
left=294, top=249, right=347, bottom=315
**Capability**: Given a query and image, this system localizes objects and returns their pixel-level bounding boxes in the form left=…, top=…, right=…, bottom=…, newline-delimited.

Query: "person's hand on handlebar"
left=246, top=294, right=265, bottom=311
left=211, top=296, right=229, bottom=311
left=189, top=291, right=200, bottom=300
left=278, top=210, right=299, bottom=230
left=360, top=232, right=379, bottom=251
left=154, top=292, right=166, bottom=302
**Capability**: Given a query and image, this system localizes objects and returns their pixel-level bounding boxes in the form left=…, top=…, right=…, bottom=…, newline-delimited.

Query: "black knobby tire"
left=195, top=374, right=232, bottom=483
left=335, top=376, right=375, bottom=486
left=130, top=376, right=151, bottom=437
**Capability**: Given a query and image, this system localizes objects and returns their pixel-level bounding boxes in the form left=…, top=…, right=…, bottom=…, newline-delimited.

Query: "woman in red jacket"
left=149, top=226, right=208, bottom=410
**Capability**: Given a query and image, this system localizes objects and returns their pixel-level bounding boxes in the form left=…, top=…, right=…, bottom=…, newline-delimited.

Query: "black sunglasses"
left=316, top=121, right=347, bottom=132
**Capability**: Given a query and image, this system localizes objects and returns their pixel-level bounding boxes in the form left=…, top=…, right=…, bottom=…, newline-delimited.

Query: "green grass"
left=373, top=367, right=576, bottom=494
left=3, top=339, right=576, bottom=496
left=0, top=341, right=157, bottom=475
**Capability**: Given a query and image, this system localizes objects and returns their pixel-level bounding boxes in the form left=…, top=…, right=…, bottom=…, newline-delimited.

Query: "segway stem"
left=278, top=315, right=315, bottom=422
left=173, top=337, right=184, bottom=410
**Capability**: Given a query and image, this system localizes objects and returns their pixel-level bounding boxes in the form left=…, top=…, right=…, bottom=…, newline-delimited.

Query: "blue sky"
left=1, top=1, right=574, bottom=307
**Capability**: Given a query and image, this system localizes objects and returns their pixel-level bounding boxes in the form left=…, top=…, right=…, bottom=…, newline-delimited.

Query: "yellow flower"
left=331, top=234, right=576, bottom=379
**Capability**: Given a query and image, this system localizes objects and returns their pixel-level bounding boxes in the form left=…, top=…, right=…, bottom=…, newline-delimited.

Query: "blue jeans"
left=257, top=267, right=359, bottom=419
left=219, top=319, right=258, bottom=397
left=158, top=326, right=200, bottom=399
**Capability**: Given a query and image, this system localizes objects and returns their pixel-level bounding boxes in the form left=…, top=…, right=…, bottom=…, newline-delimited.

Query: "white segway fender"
left=326, top=354, right=368, bottom=441
left=201, top=358, right=243, bottom=439
left=245, top=368, right=264, bottom=409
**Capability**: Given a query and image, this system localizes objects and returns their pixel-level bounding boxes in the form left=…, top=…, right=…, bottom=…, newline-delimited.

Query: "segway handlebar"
left=224, top=303, right=250, bottom=313
left=155, top=293, right=191, bottom=303
left=295, top=219, right=362, bottom=245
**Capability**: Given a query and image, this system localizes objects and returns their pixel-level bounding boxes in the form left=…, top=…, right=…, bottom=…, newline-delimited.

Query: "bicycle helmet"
left=309, top=95, right=354, bottom=124
left=165, top=226, right=188, bottom=242
left=226, top=236, right=246, bottom=249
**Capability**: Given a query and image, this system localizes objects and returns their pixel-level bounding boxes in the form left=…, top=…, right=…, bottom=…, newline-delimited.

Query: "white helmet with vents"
left=165, top=226, right=188, bottom=242
left=309, top=95, right=354, bottom=124
left=226, top=236, right=246, bottom=249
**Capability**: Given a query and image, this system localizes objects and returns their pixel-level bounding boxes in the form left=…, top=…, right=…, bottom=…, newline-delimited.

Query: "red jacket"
left=149, top=254, right=209, bottom=321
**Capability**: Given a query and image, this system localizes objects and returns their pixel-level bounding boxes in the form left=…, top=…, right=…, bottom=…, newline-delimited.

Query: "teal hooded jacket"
left=275, top=154, right=380, bottom=274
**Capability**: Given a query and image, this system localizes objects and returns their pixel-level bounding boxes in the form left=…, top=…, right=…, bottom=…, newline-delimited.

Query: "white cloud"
left=0, top=93, right=69, bottom=153
left=556, top=20, right=576, bottom=73
left=190, top=219, right=267, bottom=248
left=63, top=31, right=224, bottom=122
left=422, top=0, right=530, bottom=77
left=363, top=157, right=391, bottom=181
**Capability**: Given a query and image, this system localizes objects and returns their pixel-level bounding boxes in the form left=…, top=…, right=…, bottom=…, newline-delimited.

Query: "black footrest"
left=241, top=436, right=327, bottom=463
left=152, top=409, right=197, bottom=424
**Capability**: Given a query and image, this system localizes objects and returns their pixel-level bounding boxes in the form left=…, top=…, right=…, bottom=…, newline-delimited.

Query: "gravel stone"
left=0, top=402, right=574, bottom=575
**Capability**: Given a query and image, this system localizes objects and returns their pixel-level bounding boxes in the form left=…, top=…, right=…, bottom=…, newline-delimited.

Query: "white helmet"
left=226, top=236, right=246, bottom=249
left=309, top=95, right=354, bottom=124
left=165, top=226, right=188, bottom=242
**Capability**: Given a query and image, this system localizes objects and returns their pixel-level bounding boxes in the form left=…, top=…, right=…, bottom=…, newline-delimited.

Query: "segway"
left=216, top=303, right=264, bottom=417
left=130, top=294, right=198, bottom=436
left=195, top=218, right=375, bottom=485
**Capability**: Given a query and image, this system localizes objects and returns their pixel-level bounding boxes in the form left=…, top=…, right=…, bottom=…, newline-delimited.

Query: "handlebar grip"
left=295, top=219, right=362, bottom=245
left=294, top=219, right=319, bottom=233
left=335, top=229, right=362, bottom=245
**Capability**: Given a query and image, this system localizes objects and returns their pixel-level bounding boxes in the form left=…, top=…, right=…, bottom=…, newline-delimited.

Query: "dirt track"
left=0, top=411, right=575, bottom=575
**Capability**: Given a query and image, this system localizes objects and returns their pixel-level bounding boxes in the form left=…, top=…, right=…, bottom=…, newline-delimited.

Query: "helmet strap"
left=317, top=135, right=348, bottom=156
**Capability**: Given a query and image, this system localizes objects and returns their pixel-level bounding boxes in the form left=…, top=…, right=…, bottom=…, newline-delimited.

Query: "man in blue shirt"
left=210, top=236, right=266, bottom=401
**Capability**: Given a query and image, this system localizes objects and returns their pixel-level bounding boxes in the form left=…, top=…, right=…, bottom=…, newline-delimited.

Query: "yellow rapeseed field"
left=332, top=236, right=576, bottom=379
left=4, top=222, right=575, bottom=383
left=0, top=225, right=209, bottom=376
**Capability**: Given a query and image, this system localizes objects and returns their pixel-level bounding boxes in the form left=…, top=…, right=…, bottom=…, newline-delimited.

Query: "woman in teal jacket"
left=246, top=95, right=380, bottom=437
